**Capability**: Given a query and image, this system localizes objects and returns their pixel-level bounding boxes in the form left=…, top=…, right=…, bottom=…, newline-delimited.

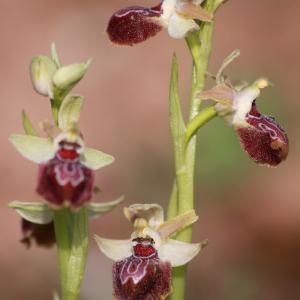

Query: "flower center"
left=57, top=141, right=81, bottom=161
left=132, top=237, right=157, bottom=258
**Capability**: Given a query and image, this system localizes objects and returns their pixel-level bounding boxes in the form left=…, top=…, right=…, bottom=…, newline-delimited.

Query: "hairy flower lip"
left=106, top=5, right=164, bottom=46
left=106, top=0, right=212, bottom=46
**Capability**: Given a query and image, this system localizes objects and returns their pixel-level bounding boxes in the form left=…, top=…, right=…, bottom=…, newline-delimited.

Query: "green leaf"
left=169, top=54, right=186, bottom=167
left=58, top=95, right=84, bottom=131
left=22, top=110, right=38, bottom=136
left=87, top=196, right=125, bottom=218
left=9, top=134, right=55, bottom=163
left=81, top=147, right=114, bottom=170
left=9, top=201, right=53, bottom=224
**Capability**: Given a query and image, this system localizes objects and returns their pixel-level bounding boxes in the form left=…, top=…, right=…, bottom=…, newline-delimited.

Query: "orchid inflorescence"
left=9, top=45, right=124, bottom=248
left=9, top=1, right=289, bottom=300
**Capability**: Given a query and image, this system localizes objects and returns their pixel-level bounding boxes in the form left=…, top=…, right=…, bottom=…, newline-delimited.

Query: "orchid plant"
left=9, top=1, right=289, bottom=300
left=9, top=45, right=124, bottom=300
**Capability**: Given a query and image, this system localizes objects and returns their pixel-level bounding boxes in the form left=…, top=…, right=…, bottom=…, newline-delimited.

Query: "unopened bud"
left=52, top=60, right=91, bottom=93
left=30, top=56, right=57, bottom=98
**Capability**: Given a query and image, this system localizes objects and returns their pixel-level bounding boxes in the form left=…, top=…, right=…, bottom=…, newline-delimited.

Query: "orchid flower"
left=200, top=76, right=289, bottom=166
left=9, top=127, right=115, bottom=209
left=107, top=0, right=213, bottom=46
left=95, top=204, right=205, bottom=300
left=9, top=94, right=124, bottom=247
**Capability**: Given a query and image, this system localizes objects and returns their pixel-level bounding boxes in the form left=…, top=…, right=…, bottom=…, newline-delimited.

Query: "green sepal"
left=9, top=134, right=55, bottom=163
left=81, top=147, right=115, bottom=170
left=9, top=201, right=53, bottom=224
left=58, top=95, right=84, bottom=131
left=22, top=110, right=38, bottom=136
left=87, top=196, right=125, bottom=219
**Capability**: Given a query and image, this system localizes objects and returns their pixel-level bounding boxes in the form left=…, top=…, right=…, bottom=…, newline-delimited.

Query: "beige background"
left=0, top=0, right=299, bottom=299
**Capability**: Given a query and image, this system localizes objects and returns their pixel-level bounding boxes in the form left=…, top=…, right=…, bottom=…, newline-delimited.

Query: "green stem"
left=53, top=207, right=88, bottom=300
left=185, top=106, right=217, bottom=146
left=51, top=92, right=62, bottom=126
left=167, top=180, right=178, bottom=220
left=168, top=1, right=220, bottom=299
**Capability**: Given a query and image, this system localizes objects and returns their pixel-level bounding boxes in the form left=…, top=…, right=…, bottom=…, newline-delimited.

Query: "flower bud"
left=52, top=60, right=91, bottom=93
left=30, top=55, right=57, bottom=97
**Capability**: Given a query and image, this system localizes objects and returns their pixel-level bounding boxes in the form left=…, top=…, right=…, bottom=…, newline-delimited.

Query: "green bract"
left=22, top=110, right=38, bottom=136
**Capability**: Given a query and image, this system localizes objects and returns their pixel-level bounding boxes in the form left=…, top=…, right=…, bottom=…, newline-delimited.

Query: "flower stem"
left=53, top=207, right=88, bottom=300
left=167, top=1, right=220, bottom=299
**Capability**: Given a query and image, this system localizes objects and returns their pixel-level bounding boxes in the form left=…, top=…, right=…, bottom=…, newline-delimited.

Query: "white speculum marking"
left=120, top=258, right=150, bottom=285
left=248, top=114, right=279, bottom=140
left=115, top=8, right=157, bottom=18
left=54, top=162, right=85, bottom=187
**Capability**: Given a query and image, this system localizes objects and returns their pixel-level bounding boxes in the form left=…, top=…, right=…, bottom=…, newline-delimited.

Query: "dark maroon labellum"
left=36, top=141, right=94, bottom=209
left=113, top=238, right=171, bottom=300
left=21, top=219, right=55, bottom=248
left=237, top=102, right=289, bottom=166
left=107, top=5, right=163, bottom=46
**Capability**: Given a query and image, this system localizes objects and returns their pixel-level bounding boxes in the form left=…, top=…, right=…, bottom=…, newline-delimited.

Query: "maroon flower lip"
left=106, top=5, right=163, bottom=46
left=113, top=237, right=171, bottom=300
left=237, top=102, right=289, bottom=166
left=36, top=140, right=94, bottom=209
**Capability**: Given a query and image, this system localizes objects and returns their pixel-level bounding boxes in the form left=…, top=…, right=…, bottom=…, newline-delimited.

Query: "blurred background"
left=1, top=0, right=299, bottom=299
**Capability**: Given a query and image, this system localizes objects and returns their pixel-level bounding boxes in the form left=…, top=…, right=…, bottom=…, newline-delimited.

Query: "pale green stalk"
left=168, top=1, right=224, bottom=299
left=54, top=208, right=88, bottom=300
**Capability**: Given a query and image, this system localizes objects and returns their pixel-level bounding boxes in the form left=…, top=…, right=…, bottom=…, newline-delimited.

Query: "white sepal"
left=81, top=147, right=115, bottom=170
left=94, top=235, right=132, bottom=261
left=9, top=201, right=53, bottom=224
left=9, top=134, right=55, bottom=163
left=158, top=239, right=201, bottom=267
